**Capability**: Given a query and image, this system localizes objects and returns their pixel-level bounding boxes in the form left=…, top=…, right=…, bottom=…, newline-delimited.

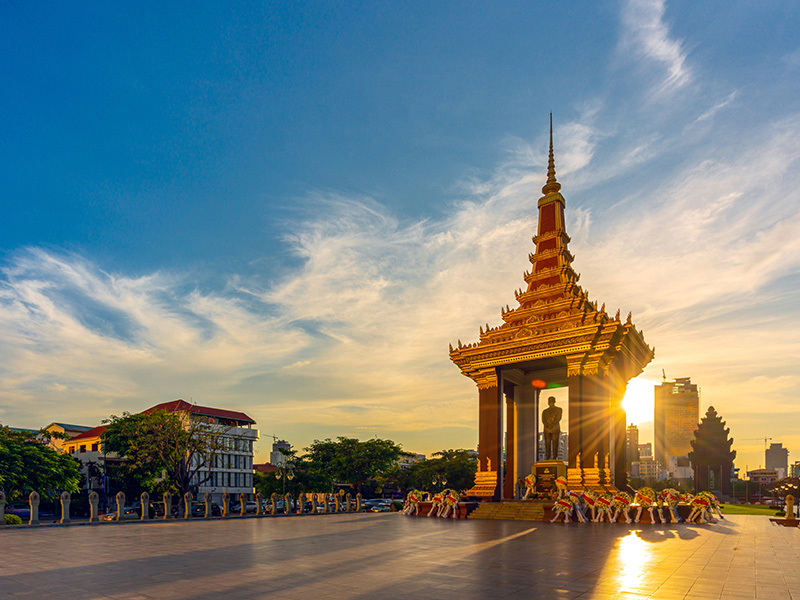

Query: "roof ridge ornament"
left=542, top=113, right=562, bottom=196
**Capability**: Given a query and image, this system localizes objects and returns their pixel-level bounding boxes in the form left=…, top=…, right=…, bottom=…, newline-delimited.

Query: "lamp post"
left=275, top=462, right=294, bottom=498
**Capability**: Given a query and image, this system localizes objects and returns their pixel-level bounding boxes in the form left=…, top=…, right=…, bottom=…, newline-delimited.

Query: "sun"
left=622, top=377, right=657, bottom=425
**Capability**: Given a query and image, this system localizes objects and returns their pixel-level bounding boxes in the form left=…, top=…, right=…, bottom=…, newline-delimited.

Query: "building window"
left=80, top=445, right=86, bottom=453
left=68, top=446, right=75, bottom=454
left=91, top=443, right=98, bottom=452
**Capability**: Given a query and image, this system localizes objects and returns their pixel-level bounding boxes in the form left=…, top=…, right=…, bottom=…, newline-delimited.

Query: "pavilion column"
left=515, top=383, right=537, bottom=493
left=567, top=376, right=585, bottom=468
left=504, top=388, right=515, bottom=499
left=478, top=384, right=502, bottom=500
left=609, top=376, right=628, bottom=490
left=569, top=375, right=610, bottom=470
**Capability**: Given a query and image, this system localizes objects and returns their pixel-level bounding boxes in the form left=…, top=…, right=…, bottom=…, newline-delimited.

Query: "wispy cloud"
left=2, top=106, right=799, bottom=464
left=693, top=91, right=738, bottom=124
left=620, top=0, right=693, bottom=95
left=0, top=249, right=310, bottom=425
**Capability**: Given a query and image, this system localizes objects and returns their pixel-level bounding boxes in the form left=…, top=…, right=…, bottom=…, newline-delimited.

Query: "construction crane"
left=742, top=437, right=772, bottom=451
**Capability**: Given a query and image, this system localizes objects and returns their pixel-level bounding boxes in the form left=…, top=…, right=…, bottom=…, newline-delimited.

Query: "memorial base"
left=534, top=460, right=567, bottom=494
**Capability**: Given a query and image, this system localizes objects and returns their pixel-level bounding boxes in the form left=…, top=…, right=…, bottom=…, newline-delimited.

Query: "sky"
left=1, top=1, right=799, bottom=473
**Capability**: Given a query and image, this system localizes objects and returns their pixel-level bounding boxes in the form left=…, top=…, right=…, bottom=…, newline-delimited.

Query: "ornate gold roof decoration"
left=450, top=117, right=653, bottom=386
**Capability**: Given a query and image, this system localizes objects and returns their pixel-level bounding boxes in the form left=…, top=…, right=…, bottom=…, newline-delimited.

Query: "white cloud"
left=3, top=107, right=799, bottom=465
left=0, top=249, right=310, bottom=426
left=620, top=0, right=693, bottom=95
left=693, top=91, right=738, bottom=124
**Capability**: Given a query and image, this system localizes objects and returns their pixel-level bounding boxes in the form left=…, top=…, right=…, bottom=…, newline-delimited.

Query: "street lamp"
left=275, top=463, right=294, bottom=498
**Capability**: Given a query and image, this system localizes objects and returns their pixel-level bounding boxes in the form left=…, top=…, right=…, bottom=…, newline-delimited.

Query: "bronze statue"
left=542, top=396, right=562, bottom=460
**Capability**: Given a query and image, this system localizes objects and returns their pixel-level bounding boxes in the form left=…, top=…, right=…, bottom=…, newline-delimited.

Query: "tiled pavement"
left=2, top=513, right=799, bottom=599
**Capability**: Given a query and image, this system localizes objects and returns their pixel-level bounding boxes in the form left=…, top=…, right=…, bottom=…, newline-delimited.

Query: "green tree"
left=304, top=437, right=403, bottom=493
left=688, top=405, right=736, bottom=495
left=102, top=409, right=229, bottom=499
left=397, top=449, right=477, bottom=493
left=0, top=426, right=81, bottom=501
left=254, top=450, right=329, bottom=498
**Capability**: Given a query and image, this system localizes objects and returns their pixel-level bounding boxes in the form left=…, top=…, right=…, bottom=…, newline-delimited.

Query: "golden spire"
left=541, top=113, right=562, bottom=195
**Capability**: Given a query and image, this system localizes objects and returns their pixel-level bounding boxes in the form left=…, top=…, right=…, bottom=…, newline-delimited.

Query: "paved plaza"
left=2, top=513, right=799, bottom=600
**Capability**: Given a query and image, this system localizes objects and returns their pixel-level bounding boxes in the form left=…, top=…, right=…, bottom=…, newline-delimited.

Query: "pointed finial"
left=542, top=113, right=562, bottom=195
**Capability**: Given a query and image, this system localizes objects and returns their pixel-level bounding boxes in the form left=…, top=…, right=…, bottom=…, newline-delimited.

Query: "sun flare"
left=622, top=378, right=657, bottom=425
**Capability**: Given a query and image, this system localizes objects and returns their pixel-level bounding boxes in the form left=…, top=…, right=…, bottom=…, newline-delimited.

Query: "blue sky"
left=1, top=1, right=799, bottom=471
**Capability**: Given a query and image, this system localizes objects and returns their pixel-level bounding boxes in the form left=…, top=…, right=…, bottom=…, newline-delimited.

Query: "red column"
left=478, top=385, right=501, bottom=500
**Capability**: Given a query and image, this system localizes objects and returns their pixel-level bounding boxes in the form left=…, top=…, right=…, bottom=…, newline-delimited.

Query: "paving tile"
left=2, top=513, right=799, bottom=599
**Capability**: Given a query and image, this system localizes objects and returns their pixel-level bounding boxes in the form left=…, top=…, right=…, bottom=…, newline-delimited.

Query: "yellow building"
left=43, top=422, right=93, bottom=452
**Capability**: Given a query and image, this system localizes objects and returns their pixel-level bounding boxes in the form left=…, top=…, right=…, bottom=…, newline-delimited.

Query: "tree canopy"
left=304, top=437, right=404, bottom=492
left=102, top=409, right=229, bottom=498
left=688, top=405, right=736, bottom=494
left=253, top=449, right=330, bottom=498
left=384, top=449, right=477, bottom=494
left=0, top=426, right=81, bottom=501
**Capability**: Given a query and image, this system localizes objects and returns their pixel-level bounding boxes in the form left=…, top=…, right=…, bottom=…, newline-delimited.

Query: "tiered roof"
left=450, top=116, right=653, bottom=387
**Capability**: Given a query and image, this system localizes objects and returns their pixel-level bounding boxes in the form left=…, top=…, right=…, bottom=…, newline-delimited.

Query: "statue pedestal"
left=534, top=460, right=567, bottom=494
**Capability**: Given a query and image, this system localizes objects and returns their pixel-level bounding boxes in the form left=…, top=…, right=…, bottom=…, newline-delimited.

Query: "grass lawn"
left=720, top=504, right=787, bottom=516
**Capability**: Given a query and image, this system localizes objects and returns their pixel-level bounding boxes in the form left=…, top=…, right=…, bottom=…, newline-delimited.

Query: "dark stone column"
left=504, top=387, right=515, bottom=499
left=611, top=388, right=628, bottom=490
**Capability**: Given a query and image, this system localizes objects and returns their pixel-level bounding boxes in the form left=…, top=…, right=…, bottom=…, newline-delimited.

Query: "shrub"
left=4, top=513, right=23, bottom=525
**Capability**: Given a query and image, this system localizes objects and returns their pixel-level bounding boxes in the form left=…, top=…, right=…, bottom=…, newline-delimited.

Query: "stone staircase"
left=467, top=501, right=549, bottom=521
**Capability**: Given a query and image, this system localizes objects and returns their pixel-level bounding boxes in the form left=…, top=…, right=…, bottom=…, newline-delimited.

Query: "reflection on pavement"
left=617, top=531, right=649, bottom=592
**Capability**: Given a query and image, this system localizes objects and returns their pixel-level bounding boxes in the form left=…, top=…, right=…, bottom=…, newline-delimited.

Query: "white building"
left=667, top=454, right=694, bottom=486
left=269, top=439, right=291, bottom=466
left=397, top=453, right=426, bottom=467
left=144, top=401, right=259, bottom=504
left=63, top=400, right=259, bottom=504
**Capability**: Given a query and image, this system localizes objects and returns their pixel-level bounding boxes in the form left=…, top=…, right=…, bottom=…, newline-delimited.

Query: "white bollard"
left=60, top=491, right=71, bottom=525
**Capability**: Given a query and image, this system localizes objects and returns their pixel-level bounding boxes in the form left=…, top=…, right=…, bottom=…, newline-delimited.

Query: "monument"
left=453, top=116, right=654, bottom=500
left=542, top=396, right=562, bottom=460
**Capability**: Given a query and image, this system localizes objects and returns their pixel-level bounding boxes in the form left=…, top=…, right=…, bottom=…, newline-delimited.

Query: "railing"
left=0, top=489, right=362, bottom=527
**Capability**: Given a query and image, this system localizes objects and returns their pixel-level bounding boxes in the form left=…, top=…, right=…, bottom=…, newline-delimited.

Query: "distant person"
left=542, top=396, right=562, bottom=460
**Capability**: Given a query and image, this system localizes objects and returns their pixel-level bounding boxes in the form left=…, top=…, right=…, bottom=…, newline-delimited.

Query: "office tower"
left=626, top=424, right=640, bottom=469
left=654, top=376, right=699, bottom=466
left=766, top=443, right=789, bottom=478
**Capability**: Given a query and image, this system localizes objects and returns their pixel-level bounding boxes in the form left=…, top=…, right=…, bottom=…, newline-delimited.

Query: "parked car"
left=150, top=501, right=177, bottom=518
left=229, top=500, right=258, bottom=514
left=190, top=502, right=222, bottom=517
left=5, top=504, right=31, bottom=519
left=6, top=503, right=57, bottom=521
left=370, top=501, right=394, bottom=513
left=101, top=506, right=140, bottom=521
left=361, top=499, right=387, bottom=511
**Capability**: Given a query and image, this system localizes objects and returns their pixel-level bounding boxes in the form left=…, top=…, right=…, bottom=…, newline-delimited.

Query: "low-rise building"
left=747, top=468, right=779, bottom=484
left=144, top=400, right=258, bottom=504
left=397, top=453, right=426, bottom=467
left=667, top=454, right=694, bottom=487
left=65, top=400, right=258, bottom=504
left=42, top=422, right=93, bottom=451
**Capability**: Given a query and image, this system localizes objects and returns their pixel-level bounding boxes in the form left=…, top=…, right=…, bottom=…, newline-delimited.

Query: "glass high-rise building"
left=654, top=377, right=699, bottom=466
